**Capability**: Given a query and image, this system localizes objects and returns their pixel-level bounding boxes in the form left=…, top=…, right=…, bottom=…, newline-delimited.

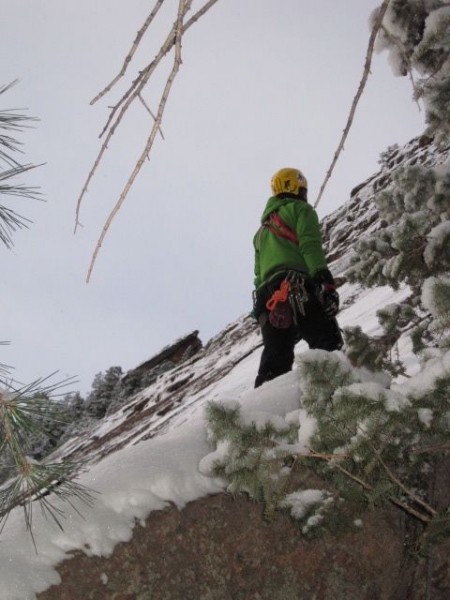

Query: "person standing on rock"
left=252, top=167, right=343, bottom=388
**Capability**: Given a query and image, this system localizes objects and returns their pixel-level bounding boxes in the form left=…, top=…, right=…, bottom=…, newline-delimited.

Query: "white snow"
left=421, top=275, right=450, bottom=317
left=424, top=222, right=450, bottom=268
left=417, top=408, right=434, bottom=428
left=280, top=489, right=327, bottom=520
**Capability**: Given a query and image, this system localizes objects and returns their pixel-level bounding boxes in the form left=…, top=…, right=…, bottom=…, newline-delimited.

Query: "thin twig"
left=331, top=460, right=431, bottom=523
left=74, top=33, right=173, bottom=232
left=314, top=0, right=391, bottom=208
left=411, top=443, right=450, bottom=455
left=307, top=447, right=431, bottom=523
left=91, top=0, right=167, bottom=105
left=138, top=94, right=165, bottom=141
left=374, top=447, right=437, bottom=516
left=305, top=450, right=350, bottom=460
left=86, top=0, right=188, bottom=282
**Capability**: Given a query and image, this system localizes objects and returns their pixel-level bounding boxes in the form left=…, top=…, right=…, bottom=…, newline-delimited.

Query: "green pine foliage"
left=84, top=366, right=123, bottom=419
left=344, top=303, right=419, bottom=377
left=0, top=379, right=95, bottom=542
left=206, top=401, right=298, bottom=520
left=296, top=351, right=357, bottom=418
left=0, top=83, right=95, bottom=542
left=422, top=276, right=450, bottom=348
left=205, top=349, right=450, bottom=535
left=347, top=160, right=450, bottom=359
left=347, top=165, right=448, bottom=291
left=0, top=81, right=41, bottom=248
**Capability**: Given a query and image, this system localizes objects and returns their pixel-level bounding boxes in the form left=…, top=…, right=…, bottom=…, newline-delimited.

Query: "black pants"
left=254, top=277, right=344, bottom=388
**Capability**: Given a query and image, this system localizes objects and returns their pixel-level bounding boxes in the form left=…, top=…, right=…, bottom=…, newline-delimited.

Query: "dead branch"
left=74, top=27, right=176, bottom=233
left=372, top=445, right=437, bottom=516
left=411, top=442, right=450, bottom=455
left=91, top=0, right=167, bottom=106
left=85, top=0, right=188, bottom=283
left=97, top=0, right=220, bottom=142
left=97, top=0, right=219, bottom=138
left=304, top=450, right=350, bottom=460
left=307, top=447, right=432, bottom=524
left=332, top=460, right=431, bottom=523
left=74, top=0, right=220, bottom=241
left=314, top=0, right=391, bottom=209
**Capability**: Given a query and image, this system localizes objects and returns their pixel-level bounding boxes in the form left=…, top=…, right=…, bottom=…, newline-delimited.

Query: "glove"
left=318, top=283, right=340, bottom=317
left=314, top=269, right=340, bottom=317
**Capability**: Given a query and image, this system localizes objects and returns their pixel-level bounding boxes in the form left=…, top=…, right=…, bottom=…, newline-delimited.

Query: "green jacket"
left=253, top=195, right=328, bottom=289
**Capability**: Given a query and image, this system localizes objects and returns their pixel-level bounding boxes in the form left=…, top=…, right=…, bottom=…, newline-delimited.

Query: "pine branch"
left=379, top=24, right=422, bottom=110
left=0, top=163, right=43, bottom=248
left=372, top=445, right=437, bottom=516
left=307, top=447, right=432, bottom=524
left=0, top=81, right=42, bottom=248
left=314, top=0, right=391, bottom=208
left=334, top=461, right=431, bottom=523
left=0, top=461, right=96, bottom=545
left=303, top=450, right=351, bottom=460
left=0, top=205, right=31, bottom=249
left=0, top=374, right=94, bottom=544
left=411, top=443, right=450, bottom=455
left=0, top=81, right=39, bottom=168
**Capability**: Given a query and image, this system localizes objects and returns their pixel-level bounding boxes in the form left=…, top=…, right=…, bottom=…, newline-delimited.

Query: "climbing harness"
left=265, top=271, right=309, bottom=328
left=258, top=210, right=310, bottom=327
left=262, top=212, right=299, bottom=245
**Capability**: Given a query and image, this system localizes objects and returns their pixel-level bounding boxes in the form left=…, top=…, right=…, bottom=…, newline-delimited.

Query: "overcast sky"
left=2, top=0, right=424, bottom=395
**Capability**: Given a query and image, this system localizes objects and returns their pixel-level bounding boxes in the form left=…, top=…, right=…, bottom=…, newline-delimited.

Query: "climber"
left=252, top=167, right=343, bottom=388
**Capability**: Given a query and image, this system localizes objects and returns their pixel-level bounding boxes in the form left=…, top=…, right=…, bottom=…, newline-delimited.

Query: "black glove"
left=314, top=269, right=340, bottom=317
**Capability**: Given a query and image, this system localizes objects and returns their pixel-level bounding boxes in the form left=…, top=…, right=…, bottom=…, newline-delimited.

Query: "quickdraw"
left=286, top=272, right=308, bottom=324
left=265, top=272, right=309, bottom=326
left=266, top=279, right=290, bottom=311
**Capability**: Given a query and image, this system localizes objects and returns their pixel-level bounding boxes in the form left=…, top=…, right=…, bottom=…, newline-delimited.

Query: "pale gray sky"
left=2, top=0, right=424, bottom=394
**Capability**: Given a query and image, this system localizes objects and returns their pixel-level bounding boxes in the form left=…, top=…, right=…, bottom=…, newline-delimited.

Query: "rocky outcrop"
left=123, top=331, right=202, bottom=384
left=320, top=135, right=450, bottom=270
left=37, top=485, right=450, bottom=600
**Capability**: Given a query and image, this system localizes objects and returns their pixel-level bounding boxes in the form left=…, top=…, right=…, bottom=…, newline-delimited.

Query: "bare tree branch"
left=372, top=444, right=437, bottom=516
left=91, top=0, right=168, bottom=106
left=97, top=0, right=220, bottom=142
left=138, top=94, right=165, bottom=141
left=308, top=451, right=432, bottom=524
left=85, top=0, right=189, bottom=282
left=314, top=0, right=391, bottom=209
left=74, top=0, right=220, bottom=239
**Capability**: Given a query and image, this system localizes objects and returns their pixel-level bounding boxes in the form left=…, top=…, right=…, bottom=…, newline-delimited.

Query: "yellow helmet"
left=271, top=168, right=308, bottom=196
